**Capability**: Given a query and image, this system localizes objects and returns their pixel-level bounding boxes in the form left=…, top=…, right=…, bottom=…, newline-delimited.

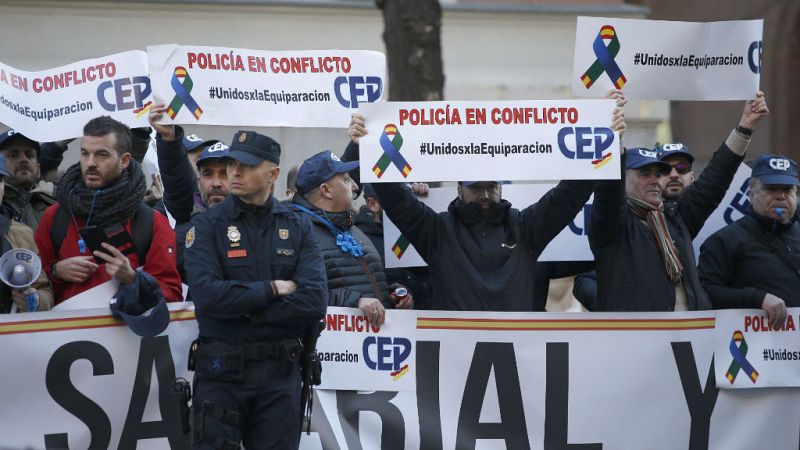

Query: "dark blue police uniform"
left=184, top=131, right=327, bottom=450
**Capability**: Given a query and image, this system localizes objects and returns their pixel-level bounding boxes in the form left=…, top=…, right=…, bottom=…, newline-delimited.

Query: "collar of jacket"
left=745, top=206, right=798, bottom=234
left=3, top=180, right=55, bottom=204
left=222, top=194, right=282, bottom=219
left=448, top=198, right=511, bottom=226
left=290, top=193, right=354, bottom=231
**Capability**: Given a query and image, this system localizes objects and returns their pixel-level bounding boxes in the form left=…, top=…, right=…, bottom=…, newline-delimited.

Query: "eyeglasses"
left=667, top=162, right=691, bottom=175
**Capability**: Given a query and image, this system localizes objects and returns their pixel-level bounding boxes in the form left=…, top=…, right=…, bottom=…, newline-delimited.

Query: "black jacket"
left=588, top=143, right=743, bottom=311
left=185, top=195, right=328, bottom=341
left=290, top=195, right=391, bottom=309
left=699, top=211, right=800, bottom=309
left=156, top=126, right=199, bottom=225
left=372, top=180, right=594, bottom=311
left=353, top=207, right=432, bottom=308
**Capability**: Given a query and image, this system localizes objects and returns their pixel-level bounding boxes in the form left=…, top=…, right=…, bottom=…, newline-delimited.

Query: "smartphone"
left=78, top=221, right=137, bottom=263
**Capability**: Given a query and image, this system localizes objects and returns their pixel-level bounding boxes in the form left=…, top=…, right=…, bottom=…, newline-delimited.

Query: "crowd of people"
left=0, top=88, right=795, bottom=448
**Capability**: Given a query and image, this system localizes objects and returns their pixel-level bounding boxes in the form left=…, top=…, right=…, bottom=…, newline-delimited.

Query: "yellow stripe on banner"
left=392, top=365, right=409, bottom=381
left=416, top=318, right=715, bottom=331
left=593, top=155, right=613, bottom=169
left=0, top=310, right=196, bottom=335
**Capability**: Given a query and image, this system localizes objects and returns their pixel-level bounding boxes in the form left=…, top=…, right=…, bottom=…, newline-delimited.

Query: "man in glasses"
left=588, top=92, right=769, bottom=312
left=658, top=143, right=696, bottom=205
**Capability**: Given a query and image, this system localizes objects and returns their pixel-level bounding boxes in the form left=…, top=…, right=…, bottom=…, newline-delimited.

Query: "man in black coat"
left=589, top=92, right=769, bottom=311
left=699, top=154, right=800, bottom=329
left=291, top=151, right=413, bottom=327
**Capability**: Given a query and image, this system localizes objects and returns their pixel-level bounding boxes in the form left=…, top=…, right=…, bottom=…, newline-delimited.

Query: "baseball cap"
left=183, top=134, right=219, bottom=154
left=658, top=142, right=695, bottom=164
left=226, top=131, right=281, bottom=166
left=0, top=130, right=40, bottom=155
left=751, top=154, right=800, bottom=186
left=296, top=151, right=359, bottom=195
left=109, top=272, right=170, bottom=337
left=362, top=183, right=377, bottom=200
left=0, top=154, right=11, bottom=177
left=195, top=142, right=230, bottom=168
left=626, top=147, right=672, bottom=172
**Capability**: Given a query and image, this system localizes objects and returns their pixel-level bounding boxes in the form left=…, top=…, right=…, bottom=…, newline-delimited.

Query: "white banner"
left=3, top=306, right=800, bottom=449
left=715, top=308, right=800, bottom=389
left=382, top=184, right=593, bottom=268
left=572, top=17, right=763, bottom=100
left=693, top=163, right=752, bottom=255
left=358, top=100, right=621, bottom=183
left=0, top=51, right=152, bottom=141
left=147, top=45, right=385, bottom=128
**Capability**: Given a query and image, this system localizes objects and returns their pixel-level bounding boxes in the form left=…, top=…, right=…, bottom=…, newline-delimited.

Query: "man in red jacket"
left=35, top=116, right=182, bottom=304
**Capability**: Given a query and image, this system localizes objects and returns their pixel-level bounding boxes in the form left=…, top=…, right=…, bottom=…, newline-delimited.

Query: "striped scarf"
left=627, top=196, right=684, bottom=282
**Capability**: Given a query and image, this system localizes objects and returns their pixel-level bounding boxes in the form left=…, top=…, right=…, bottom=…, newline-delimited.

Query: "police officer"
left=184, top=130, right=328, bottom=449
left=699, top=154, right=800, bottom=329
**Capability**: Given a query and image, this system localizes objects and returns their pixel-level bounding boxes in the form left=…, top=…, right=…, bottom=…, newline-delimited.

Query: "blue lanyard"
left=290, top=203, right=364, bottom=258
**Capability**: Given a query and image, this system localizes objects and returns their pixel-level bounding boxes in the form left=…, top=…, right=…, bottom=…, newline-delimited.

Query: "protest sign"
left=0, top=51, right=152, bottom=141
left=693, top=163, right=751, bottom=255
left=572, top=17, right=763, bottom=100
left=147, top=44, right=385, bottom=128
left=715, top=308, right=800, bottom=388
left=358, top=100, right=621, bottom=183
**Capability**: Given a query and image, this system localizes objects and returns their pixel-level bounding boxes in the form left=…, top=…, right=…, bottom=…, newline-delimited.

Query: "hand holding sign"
left=739, top=90, right=769, bottom=130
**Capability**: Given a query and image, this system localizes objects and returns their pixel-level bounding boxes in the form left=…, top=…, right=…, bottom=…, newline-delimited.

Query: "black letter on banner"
left=307, top=392, right=341, bottom=450
left=671, top=342, right=718, bottom=450
left=336, top=391, right=405, bottom=450
left=544, top=342, right=602, bottom=449
left=44, top=341, right=113, bottom=449
left=118, top=336, right=189, bottom=450
left=456, top=342, right=529, bottom=449
left=417, top=341, right=443, bottom=450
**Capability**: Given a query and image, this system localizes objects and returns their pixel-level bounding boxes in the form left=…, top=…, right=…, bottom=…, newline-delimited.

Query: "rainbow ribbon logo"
left=725, top=330, right=759, bottom=384
left=580, top=25, right=627, bottom=90
left=373, top=124, right=411, bottom=178
left=167, top=66, right=203, bottom=120
left=391, top=234, right=411, bottom=259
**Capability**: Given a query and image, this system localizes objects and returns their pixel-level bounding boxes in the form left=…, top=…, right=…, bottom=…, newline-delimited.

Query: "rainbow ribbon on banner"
left=725, top=330, right=759, bottom=384
left=373, top=124, right=411, bottom=178
left=167, top=66, right=203, bottom=120
left=391, top=234, right=411, bottom=259
left=580, top=25, right=627, bottom=89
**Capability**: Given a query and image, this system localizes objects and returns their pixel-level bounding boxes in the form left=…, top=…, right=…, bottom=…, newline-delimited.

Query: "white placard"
left=359, top=100, right=621, bottom=183
left=572, top=17, right=763, bottom=100
left=147, top=44, right=385, bottom=128
left=693, top=163, right=752, bottom=255
left=715, top=308, right=800, bottom=388
left=0, top=51, right=152, bottom=141
left=382, top=184, right=594, bottom=268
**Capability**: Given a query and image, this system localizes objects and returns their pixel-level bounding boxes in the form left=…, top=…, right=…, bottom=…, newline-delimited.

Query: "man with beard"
left=148, top=104, right=230, bottom=279
left=700, top=155, right=800, bottom=329
left=34, top=116, right=183, bottom=304
left=291, top=151, right=413, bottom=327
left=0, top=130, right=57, bottom=230
left=589, top=92, right=768, bottom=311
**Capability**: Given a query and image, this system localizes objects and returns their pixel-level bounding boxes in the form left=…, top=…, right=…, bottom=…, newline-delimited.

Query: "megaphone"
left=0, top=248, right=41, bottom=312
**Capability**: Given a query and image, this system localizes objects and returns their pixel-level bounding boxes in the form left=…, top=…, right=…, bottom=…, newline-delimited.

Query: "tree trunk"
left=376, top=0, right=445, bottom=101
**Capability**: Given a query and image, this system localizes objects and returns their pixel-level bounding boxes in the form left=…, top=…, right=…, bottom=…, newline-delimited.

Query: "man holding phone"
left=35, top=116, right=183, bottom=305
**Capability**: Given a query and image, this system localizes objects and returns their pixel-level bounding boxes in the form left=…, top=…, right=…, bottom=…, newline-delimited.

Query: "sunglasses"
left=667, top=162, right=692, bottom=175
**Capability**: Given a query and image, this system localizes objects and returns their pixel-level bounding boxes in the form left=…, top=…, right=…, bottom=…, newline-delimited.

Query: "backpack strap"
left=49, top=205, right=70, bottom=256
left=131, top=203, right=154, bottom=266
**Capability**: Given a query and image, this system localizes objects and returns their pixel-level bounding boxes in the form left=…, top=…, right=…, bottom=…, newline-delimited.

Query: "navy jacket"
left=589, top=144, right=743, bottom=311
left=372, top=180, right=594, bottom=311
left=185, top=195, right=328, bottom=341
left=290, top=195, right=391, bottom=309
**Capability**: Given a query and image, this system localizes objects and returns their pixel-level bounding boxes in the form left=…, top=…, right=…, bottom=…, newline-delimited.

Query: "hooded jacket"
left=2, top=180, right=56, bottom=230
